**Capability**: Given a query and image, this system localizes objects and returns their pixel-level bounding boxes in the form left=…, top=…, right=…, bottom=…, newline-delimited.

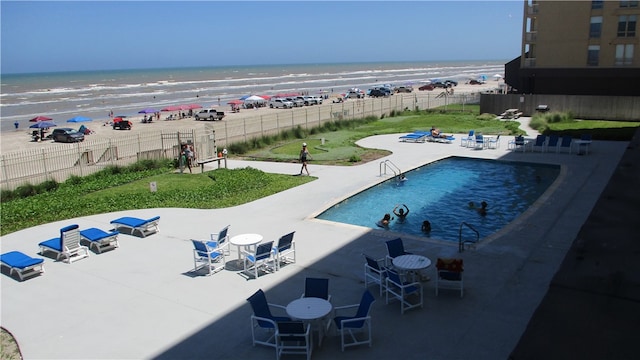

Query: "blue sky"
left=1, top=1, right=523, bottom=74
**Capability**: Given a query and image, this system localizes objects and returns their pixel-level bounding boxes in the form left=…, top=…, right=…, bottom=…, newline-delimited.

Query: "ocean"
left=0, top=60, right=505, bottom=132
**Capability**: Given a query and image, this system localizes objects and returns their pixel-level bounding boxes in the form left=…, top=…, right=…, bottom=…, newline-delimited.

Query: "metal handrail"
left=379, top=160, right=401, bottom=177
left=458, top=222, right=480, bottom=252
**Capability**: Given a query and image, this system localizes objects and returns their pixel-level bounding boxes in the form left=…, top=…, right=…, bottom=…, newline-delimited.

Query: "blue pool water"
left=316, top=157, right=560, bottom=242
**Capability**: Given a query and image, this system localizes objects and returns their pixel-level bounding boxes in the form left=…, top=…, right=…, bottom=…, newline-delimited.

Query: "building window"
left=618, top=15, right=637, bottom=37
left=590, top=16, right=603, bottom=38
left=587, top=45, right=600, bottom=66
left=592, top=0, right=603, bottom=9
left=620, top=1, right=639, bottom=8
left=615, top=44, right=634, bottom=65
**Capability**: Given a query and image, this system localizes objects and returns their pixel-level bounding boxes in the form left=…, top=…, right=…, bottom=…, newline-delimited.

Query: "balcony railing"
left=527, top=3, right=539, bottom=15
left=524, top=58, right=537, bottom=67
left=525, top=31, right=538, bottom=43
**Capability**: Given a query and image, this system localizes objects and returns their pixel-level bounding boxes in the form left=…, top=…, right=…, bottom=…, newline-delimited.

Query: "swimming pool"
left=316, top=157, right=560, bottom=242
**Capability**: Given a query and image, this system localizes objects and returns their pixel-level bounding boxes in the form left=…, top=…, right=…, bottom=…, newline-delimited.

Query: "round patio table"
left=230, top=233, right=263, bottom=260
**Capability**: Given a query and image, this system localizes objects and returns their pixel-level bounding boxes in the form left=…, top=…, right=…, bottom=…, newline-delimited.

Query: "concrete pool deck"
left=0, top=122, right=633, bottom=359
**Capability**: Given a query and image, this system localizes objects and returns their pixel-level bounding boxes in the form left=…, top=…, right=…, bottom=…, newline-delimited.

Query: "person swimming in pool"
left=377, top=213, right=392, bottom=228
left=393, top=204, right=410, bottom=222
left=421, top=220, right=432, bottom=232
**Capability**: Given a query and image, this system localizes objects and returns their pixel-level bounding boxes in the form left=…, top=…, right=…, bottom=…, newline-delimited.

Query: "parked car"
left=394, top=86, right=413, bottom=93
left=195, top=109, right=225, bottom=121
left=469, top=79, right=485, bottom=85
left=444, top=80, right=458, bottom=87
left=269, top=98, right=294, bottom=109
left=332, top=97, right=344, bottom=103
left=285, top=97, right=305, bottom=107
left=369, top=89, right=390, bottom=97
left=112, top=117, right=132, bottom=130
left=345, top=91, right=363, bottom=99
left=302, top=96, right=319, bottom=105
left=432, top=81, right=449, bottom=88
left=418, top=84, right=435, bottom=91
left=52, top=128, right=85, bottom=143
left=310, top=95, right=323, bottom=104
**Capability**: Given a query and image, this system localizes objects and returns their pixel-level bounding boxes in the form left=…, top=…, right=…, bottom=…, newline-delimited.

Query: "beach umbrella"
left=138, top=108, right=158, bottom=114
left=227, top=99, right=243, bottom=105
left=66, top=116, right=92, bottom=123
left=29, top=121, right=57, bottom=128
left=184, top=103, right=203, bottom=110
left=161, top=105, right=182, bottom=111
left=239, top=95, right=251, bottom=100
left=29, top=115, right=53, bottom=122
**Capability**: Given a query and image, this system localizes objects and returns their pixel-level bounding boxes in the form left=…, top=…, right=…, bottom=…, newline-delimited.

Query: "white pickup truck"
left=195, top=109, right=225, bottom=121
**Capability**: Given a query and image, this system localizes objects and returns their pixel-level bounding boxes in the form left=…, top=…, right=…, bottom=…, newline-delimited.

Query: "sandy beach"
left=0, top=82, right=502, bottom=155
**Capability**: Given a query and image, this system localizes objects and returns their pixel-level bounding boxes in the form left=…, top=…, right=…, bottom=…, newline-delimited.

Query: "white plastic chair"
left=385, top=270, right=423, bottom=314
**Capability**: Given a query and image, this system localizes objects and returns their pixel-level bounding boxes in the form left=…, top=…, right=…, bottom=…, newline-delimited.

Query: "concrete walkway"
left=0, top=121, right=629, bottom=360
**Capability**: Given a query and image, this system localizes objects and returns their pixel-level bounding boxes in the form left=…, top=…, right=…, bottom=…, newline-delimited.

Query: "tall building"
left=506, top=0, right=640, bottom=95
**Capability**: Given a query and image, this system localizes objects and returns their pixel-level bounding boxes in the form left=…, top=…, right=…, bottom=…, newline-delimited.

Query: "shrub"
left=1, top=189, right=15, bottom=203
left=66, top=175, right=83, bottom=185
left=15, top=183, right=37, bottom=198
left=477, top=113, right=496, bottom=121
left=349, top=154, right=361, bottom=163
left=37, top=179, right=59, bottom=193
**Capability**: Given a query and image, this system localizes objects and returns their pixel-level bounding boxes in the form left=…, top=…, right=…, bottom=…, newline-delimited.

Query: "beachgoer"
left=377, top=213, right=392, bottom=228
left=299, top=143, right=310, bottom=175
left=397, top=174, right=407, bottom=182
left=422, top=220, right=432, bottom=232
left=478, top=201, right=488, bottom=216
left=393, top=204, right=410, bottom=221
left=14, top=121, right=19, bottom=130
left=182, top=144, right=193, bottom=173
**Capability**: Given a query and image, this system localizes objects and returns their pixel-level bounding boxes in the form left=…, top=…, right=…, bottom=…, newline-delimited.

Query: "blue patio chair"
left=191, top=239, right=225, bottom=276
left=363, top=254, right=388, bottom=296
left=207, top=224, right=230, bottom=256
left=435, top=258, right=464, bottom=298
left=547, top=134, right=560, bottom=153
left=1, top=251, right=45, bottom=281
left=532, top=135, right=547, bottom=152
left=461, top=130, right=475, bottom=147
left=559, top=135, right=573, bottom=154
left=246, top=289, right=290, bottom=350
left=244, top=241, right=276, bottom=278
left=272, top=231, right=296, bottom=271
left=487, top=134, right=501, bottom=149
left=385, top=270, right=423, bottom=314
left=332, top=290, right=376, bottom=351
left=38, top=224, right=89, bottom=264
left=276, top=321, right=312, bottom=360
left=508, top=135, right=526, bottom=151
left=301, top=277, right=331, bottom=301
left=474, top=134, right=485, bottom=149
left=385, top=238, right=413, bottom=267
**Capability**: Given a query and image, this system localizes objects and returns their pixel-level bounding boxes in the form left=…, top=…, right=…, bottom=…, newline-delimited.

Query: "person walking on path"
left=299, top=143, right=311, bottom=175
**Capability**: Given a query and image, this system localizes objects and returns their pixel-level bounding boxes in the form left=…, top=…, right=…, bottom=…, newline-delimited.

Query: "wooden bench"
left=197, top=156, right=227, bottom=173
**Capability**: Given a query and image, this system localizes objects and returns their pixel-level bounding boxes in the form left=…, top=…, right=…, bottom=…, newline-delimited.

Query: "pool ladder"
left=459, top=222, right=480, bottom=252
left=380, top=160, right=401, bottom=178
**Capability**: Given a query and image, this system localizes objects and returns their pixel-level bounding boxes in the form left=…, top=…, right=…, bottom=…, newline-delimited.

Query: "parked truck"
left=195, top=109, right=226, bottom=121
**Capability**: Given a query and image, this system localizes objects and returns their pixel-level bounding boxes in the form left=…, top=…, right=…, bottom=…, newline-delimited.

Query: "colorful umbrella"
left=66, top=116, right=92, bottom=123
left=29, top=116, right=53, bottom=122
left=227, top=99, right=243, bottom=105
left=29, top=121, right=57, bottom=128
left=181, top=104, right=202, bottom=110
left=161, top=105, right=182, bottom=111
left=138, top=108, right=159, bottom=114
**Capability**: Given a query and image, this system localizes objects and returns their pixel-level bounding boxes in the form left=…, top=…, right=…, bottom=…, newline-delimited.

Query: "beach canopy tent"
left=138, top=108, right=158, bottom=114
left=239, top=95, right=251, bottom=100
left=275, top=93, right=300, bottom=98
left=245, top=95, right=266, bottom=102
left=179, top=104, right=202, bottom=110
left=29, top=116, right=53, bottom=122
left=258, top=95, right=271, bottom=100
left=29, top=121, right=57, bottom=128
left=67, top=116, right=92, bottom=123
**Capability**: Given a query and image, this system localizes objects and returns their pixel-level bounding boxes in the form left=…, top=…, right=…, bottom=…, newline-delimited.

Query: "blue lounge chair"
left=80, top=228, right=120, bottom=253
left=1, top=251, right=45, bottom=281
left=399, top=131, right=431, bottom=143
left=110, top=216, right=160, bottom=237
left=38, top=224, right=90, bottom=263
